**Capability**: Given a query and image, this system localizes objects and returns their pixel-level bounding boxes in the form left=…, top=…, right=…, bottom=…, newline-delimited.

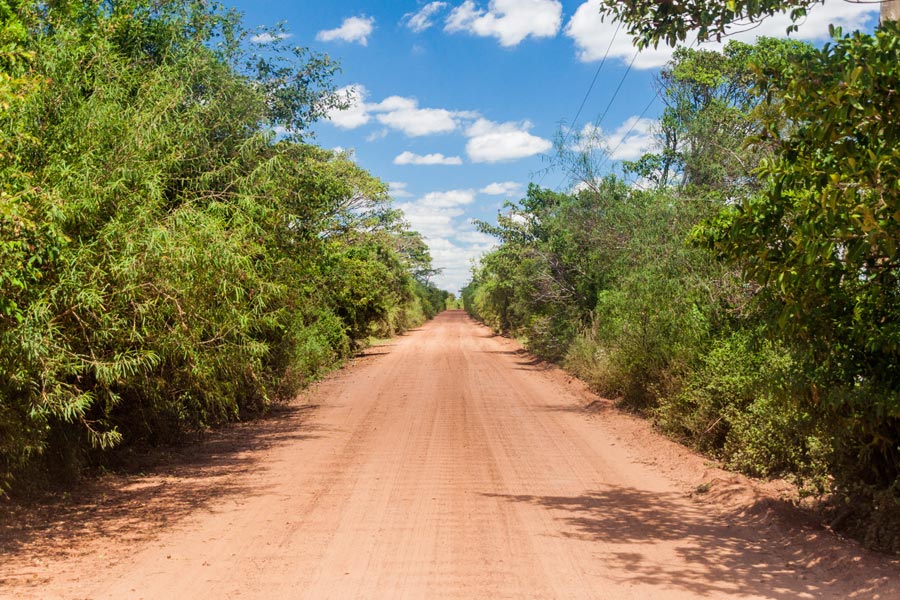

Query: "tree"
left=601, top=0, right=851, bottom=48
left=625, top=38, right=815, bottom=192
left=692, top=22, right=900, bottom=496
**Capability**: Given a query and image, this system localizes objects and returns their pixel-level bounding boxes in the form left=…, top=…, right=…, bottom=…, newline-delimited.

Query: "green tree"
left=695, top=23, right=900, bottom=490
left=626, top=39, right=814, bottom=192
left=600, top=0, right=836, bottom=48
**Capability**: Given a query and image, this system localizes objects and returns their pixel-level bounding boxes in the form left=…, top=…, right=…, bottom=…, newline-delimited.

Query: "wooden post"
left=882, top=0, right=900, bottom=24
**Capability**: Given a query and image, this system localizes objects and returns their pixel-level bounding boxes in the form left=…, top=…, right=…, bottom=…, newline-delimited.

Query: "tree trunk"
left=882, top=0, right=900, bottom=24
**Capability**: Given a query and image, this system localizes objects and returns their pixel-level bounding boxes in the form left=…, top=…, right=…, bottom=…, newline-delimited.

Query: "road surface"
left=2, top=310, right=898, bottom=599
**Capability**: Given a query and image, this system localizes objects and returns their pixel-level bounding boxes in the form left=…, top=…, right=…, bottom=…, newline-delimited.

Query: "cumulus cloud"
left=324, top=89, right=554, bottom=165
left=325, top=86, right=476, bottom=137
left=394, top=151, right=464, bottom=165
left=396, top=192, right=472, bottom=238
left=716, top=0, right=878, bottom=44
left=465, top=118, right=552, bottom=163
left=397, top=189, right=495, bottom=292
left=603, top=117, right=657, bottom=160
left=426, top=234, right=496, bottom=292
left=366, top=128, right=389, bottom=142
left=572, top=117, right=657, bottom=161
left=250, top=32, right=292, bottom=44
left=418, top=189, right=477, bottom=208
left=327, top=84, right=371, bottom=129
left=480, top=181, right=522, bottom=196
left=316, top=16, right=375, bottom=46
left=403, top=2, right=448, bottom=33
left=445, top=0, right=563, bottom=47
left=373, top=96, right=465, bottom=136
left=565, top=0, right=678, bottom=69
left=388, top=181, right=414, bottom=198
left=565, top=0, right=878, bottom=69
left=398, top=205, right=464, bottom=239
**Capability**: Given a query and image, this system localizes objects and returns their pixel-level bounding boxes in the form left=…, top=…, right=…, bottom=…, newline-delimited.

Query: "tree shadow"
left=484, top=486, right=900, bottom=599
left=538, top=399, right=612, bottom=415
left=356, top=349, right=393, bottom=358
left=0, top=402, right=323, bottom=572
left=356, top=343, right=397, bottom=356
left=478, top=348, right=551, bottom=370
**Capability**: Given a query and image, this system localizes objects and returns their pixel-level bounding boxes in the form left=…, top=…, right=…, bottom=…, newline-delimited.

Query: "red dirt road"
left=2, top=310, right=899, bottom=599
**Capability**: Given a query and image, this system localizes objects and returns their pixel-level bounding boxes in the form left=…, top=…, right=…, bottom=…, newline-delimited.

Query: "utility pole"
left=882, top=0, right=900, bottom=24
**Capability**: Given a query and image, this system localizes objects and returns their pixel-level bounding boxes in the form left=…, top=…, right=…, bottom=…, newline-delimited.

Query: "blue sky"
left=226, top=0, right=879, bottom=293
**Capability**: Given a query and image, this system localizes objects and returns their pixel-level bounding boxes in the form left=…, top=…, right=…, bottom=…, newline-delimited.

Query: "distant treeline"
left=0, top=1, right=449, bottom=493
left=464, top=30, right=900, bottom=552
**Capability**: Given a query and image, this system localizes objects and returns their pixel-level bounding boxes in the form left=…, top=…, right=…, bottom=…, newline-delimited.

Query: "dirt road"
left=2, top=310, right=898, bottom=599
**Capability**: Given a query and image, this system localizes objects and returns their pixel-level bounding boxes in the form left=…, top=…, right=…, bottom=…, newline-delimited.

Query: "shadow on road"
left=0, top=403, right=323, bottom=573
left=478, top=349, right=552, bottom=371
left=484, top=486, right=899, bottom=599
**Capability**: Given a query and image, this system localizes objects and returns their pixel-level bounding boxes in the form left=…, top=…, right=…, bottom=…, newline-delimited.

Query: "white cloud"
left=403, top=2, right=448, bottom=33
left=419, top=189, right=477, bottom=208
left=426, top=235, right=495, bottom=293
left=389, top=181, right=414, bottom=198
left=373, top=96, right=463, bottom=136
left=396, top=190, right=475, bottom=238
left=250, top=32, right=292, bottom=44
left=327, top=84, right=371, bottom=129
left=316, top=16, right=375, bottom=46
left=445, top=0, right=563, bottom=47
left=397, top=202, right=464, bottom=239
left=323, top=89, right=553, bottom=166
left=604, top=116, right=657, bottom=160
left=715, top=0, right=878, bottom=44
left=465, top=118, right=552, bottom=163
left=324, top=86, right=476, bottom=137
left=394, top=151, right=464, bottom=165
left=480, top=181, right=522, bottom=196
left=366, top=128, right=389, bottom=142
left=569, top=122, right=602, bottom=153
left=397, top=189, right=495, bottom=292
left=571, top=117, right=657, bottom=161
left=566, top=0, right=878, bottom=70
left=565, top=0, right=674, bottom=69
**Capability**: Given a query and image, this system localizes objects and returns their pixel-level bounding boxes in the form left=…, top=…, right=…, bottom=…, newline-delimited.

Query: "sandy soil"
left=2, top=310, right=898, bottom=599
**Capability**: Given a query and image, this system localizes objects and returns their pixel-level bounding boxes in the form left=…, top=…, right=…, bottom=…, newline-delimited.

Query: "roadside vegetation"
left=0, top=0, right=448, bottom=495
left=463, top=20, right=900, bottom=552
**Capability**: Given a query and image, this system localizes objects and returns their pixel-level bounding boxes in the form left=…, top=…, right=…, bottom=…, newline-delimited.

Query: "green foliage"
left=626, top=39, right=815, bottom=192
left=0, top=0, right=445, bottom=494
left=599, top=0, right=824, bottom=49
left=695, top=22, right=900, bottom=494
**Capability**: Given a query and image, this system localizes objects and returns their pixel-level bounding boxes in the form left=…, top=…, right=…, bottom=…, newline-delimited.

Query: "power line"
left=598, top=92, right=660, bottom=173
left=537, top=20, right=622, bottom=187
left=553, top=47, right=641, bottom=192
left=597, top=36, right=706, bottom=178
left=558, top=20, right=623, bottom=150
left=593, top=48, right=639, bottom=134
